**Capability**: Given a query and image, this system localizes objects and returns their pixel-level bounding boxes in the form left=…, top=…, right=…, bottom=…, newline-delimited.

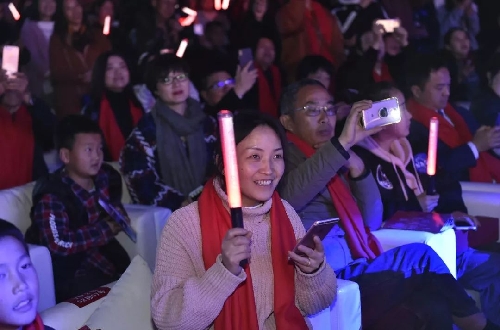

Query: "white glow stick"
left=221, top=0, right=230, bottom=10
left=181, top=7, right=197, bottom=16
left=8, top=3, right=20, bottom=21
left=176, top=39, right=188, bottom=58
left=103, top=15, right=111, bottom=35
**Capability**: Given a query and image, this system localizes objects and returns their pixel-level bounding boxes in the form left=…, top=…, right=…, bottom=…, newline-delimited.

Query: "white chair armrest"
left=308, top=279, right=361, bottom=330
left=29, top=244, right=56, bottom=312
left=116, top=204, right=172, bottom=271
left=460, top=181, right=500, bottom=194
left=372, top=229, right=457, bottom=278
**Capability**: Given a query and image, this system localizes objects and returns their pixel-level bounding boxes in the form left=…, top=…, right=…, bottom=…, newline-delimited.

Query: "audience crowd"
left=2, top=0, right=500, bottom=329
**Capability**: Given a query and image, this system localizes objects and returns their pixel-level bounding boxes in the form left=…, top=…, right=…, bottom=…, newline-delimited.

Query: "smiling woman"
left=0, top=219, right=55, bottom=330
left=151, top=111, right=337, bottom=330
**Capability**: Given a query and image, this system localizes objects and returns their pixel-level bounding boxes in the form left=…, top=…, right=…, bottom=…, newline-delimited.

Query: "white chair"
left=0, top=179, right=171, bottom=312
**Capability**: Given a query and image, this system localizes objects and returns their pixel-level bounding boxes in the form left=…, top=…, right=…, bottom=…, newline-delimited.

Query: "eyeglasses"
left=161, top=73, right=188, bottom=85
left=295, top=104, right=337, bottom=117
left=209, top=79, right=235, bottom=90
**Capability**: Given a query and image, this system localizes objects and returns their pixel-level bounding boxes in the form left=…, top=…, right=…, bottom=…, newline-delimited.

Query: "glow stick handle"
left=426, top=117, right=439, bottom=195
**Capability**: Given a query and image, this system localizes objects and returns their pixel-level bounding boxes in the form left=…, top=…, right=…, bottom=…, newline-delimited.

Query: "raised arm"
left=280, top=140, right=349, bottom=211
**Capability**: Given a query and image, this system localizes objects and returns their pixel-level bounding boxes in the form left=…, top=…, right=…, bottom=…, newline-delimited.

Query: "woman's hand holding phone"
left=221, top=228, right=252, bottom=276
left=288, top=236, right=325, bottom=274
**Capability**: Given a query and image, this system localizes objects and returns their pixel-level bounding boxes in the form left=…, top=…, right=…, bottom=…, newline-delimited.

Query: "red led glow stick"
left=214, top=0, right=222, bottom=11
left=218, top=110, right=246, bottom=266
left=103, top=15, right=111, bottom=35
left=8, top=3, right=20, bottom=21
left=179, top=7, right=197, bottom=27
left=218, top=110, right=242, bottom=208
left=426, top=117, right=439, bottom=195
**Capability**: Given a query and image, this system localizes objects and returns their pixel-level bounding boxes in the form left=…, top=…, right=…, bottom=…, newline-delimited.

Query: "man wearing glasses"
left=278, top=79, right=487, bottom=329
left=200, top=62, right=257, bottom=117
left=279, top=80, right=383, bottom=267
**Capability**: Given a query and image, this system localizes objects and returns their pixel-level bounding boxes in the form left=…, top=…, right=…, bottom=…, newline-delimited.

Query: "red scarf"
left=0, top=105, right=35, bottom=190
left=24, top=314, right=45, bottom=330
left=256, top=64, right=282, bottom=118
left=98, top=97, right=143, bottom=161
left=199, top=179, right=308, bottom=330
left=372, top=61, right=393, bottom=83
left=408, top=99, right=500, bottom=183
left=287, top=132, right=383, bottom=260
left=304, top=1, right=334, bottom=64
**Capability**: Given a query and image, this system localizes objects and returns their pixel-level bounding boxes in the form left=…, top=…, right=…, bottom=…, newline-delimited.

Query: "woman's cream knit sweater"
left=151, top=180, right=337, bottom=330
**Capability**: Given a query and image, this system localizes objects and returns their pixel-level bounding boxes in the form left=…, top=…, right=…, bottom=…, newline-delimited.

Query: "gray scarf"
left=152, top=98, right=207, bottom=196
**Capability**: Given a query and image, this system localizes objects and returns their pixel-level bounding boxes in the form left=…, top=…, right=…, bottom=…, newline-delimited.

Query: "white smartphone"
left=2, top=45, right=20, bottom=78
left=361, top=97, right=401, bottom=130
left=293, top=218, right=339, bottom=256
left=375, top=19, right=401, bottom=33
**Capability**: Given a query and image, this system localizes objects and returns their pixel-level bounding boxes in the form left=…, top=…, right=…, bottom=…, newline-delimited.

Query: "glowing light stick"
left=181, top=7, right=197, bottom=16
left=217, top=110, right=247, bottom=266
left=426, top=117, right=439, bottom=195
left=221, top=0, right=230, bottom=10
left=103, top=15, right=111, bottom=35
left=214, top=0, right=222, bottom=11
left=179, top=7, right=197, bottom=27
left=175, top=39, right=188, bottom=58
left=8, top=3, right=20, bottom=21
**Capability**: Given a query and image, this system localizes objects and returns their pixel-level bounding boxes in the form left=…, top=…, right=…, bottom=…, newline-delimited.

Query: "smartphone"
left=293, top=218, right=339, bottom=256
left=361, top=97, right=401, bottom=130
left=375, top=19, right=401, bottom=33
left=454, top=216, right=477, bottom=231
left=2, top=45, right=20, bottom=78
left=238, top=48, right=254, bottom=70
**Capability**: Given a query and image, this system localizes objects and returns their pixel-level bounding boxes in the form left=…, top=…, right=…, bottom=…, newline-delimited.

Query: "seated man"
left=278, top=79, right=499, bottom=329
left=0, top=219, right=55, bottom=330
left=26, top=115, right=130, bottom=302
left=406, top=54, right=500, bottom=183
left=354, top=81, right=500, bottom=324
left=200, top=63, right=257, bottom=117
left=0, top=70, right=55, bottom=190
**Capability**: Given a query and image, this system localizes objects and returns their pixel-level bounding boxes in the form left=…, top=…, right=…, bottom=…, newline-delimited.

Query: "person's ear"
left=280, top=114, right=295, bottom=133
left=59, top=148, right=70, bottom=165
left=410, top=85, right=421, bottom=99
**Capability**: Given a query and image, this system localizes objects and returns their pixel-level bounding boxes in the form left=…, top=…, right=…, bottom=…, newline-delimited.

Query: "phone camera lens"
left=379, top=108, right=388, bottom=118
